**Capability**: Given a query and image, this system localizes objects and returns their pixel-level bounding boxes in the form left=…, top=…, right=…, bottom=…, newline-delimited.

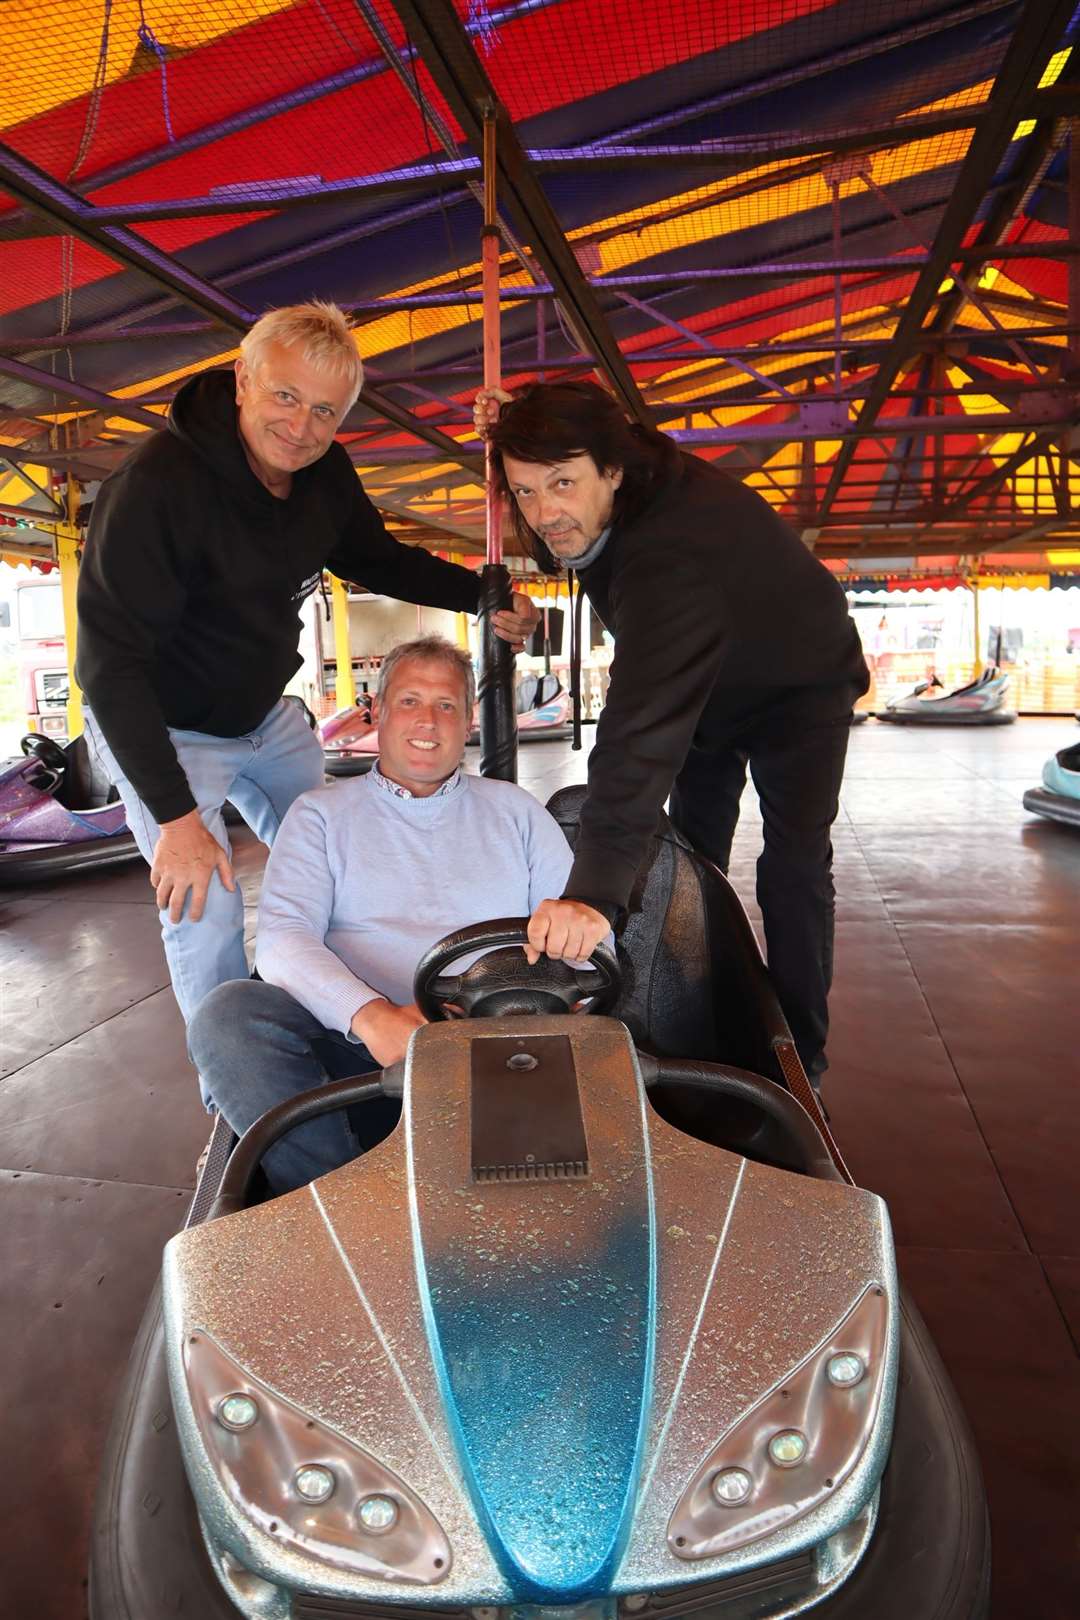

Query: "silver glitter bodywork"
left=163, top=1016, right=898, bottom=1620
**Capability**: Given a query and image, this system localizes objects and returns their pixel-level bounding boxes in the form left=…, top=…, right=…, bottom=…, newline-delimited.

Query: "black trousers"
left=667, top=682, right=857, bottom=1081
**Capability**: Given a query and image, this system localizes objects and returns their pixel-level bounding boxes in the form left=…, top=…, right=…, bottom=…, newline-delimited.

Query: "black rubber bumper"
left=875, top=709, right=1015, bottom=726
left=0, top=832, right=141, bottom=884
left=90, top=1284, right=988, bottom=1620
left=1023, top=786, right=1080, bottom=826
left=467, top=725, right=577, bottom=747
left=808, top=1290, right=990, bottom=1620
left=89, top=1280, right=245, bottom=1620
left=322, top=753, right=376, bottom=778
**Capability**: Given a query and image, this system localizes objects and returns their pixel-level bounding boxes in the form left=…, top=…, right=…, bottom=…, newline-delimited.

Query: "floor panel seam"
left=897, top=1242, right=1072, bottom=1257
left=3, top=1166, right=193, bottom=1194
left=0, top=982, right=175, bottom=1082
left=1034, top=1256, right=1080, bottom=1359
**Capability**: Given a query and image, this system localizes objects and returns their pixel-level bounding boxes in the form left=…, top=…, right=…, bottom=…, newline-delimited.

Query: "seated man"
left=188, top=635, right=577, bottom=1194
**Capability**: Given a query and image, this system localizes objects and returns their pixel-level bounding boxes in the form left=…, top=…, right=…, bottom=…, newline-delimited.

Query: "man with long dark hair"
left=476, top=380, right=868, bottom=1087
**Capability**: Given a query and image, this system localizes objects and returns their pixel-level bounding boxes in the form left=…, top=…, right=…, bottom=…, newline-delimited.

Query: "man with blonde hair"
left=78, top=302, right=536, bottom=1093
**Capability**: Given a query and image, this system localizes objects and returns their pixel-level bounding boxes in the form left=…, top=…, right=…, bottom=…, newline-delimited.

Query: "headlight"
left=667, top=1284, right=889, bottom=1558
left=183, top=1328, right=451, bottom=1582
left=217, top=1393, right=259, bottom=1432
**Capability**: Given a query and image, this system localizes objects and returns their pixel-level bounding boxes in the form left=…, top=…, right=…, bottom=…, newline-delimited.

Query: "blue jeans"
left=187, top=980, right=397, bottom=1194
left=83, top=699, right=324, bottom=1054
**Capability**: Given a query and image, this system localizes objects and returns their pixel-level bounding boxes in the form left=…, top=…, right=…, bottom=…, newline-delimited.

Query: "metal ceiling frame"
left=596, top=0, right=1014, bottom=147
left=815, top=0, right=1077, bottom=527
left=387, top=0, right=646, bottom=421
left=4, top=240, right=1075, bottom=358
left=0, top=145, right=255, bottom=329
left=0, top=354, right=167, bottom=430
left=0, top=0, right=1046, bottom=388
left=0, top=453, right=64, bottom=514
left=0, top=142, right=483, bottom=472
left=0, top=0, right=1076, bottom=562
left=0, top=0, right=561, bottom=223
left=59, top=101, right=1071, bottom=229
left=0, top=0, right=1014, bottom=238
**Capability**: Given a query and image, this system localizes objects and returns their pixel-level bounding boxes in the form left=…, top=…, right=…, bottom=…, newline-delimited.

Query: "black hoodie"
left=76, top=370, right=481, bottom=823
left=564, top=452, right=869, bottom=916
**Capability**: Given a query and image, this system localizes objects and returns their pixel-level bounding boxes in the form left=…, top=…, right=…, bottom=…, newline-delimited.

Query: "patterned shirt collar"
left=371, top=762, right=461, bottom=800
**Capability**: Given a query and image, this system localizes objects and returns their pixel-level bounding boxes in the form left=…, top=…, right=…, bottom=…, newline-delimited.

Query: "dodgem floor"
left=1, top=720, right=1078, bottom=1620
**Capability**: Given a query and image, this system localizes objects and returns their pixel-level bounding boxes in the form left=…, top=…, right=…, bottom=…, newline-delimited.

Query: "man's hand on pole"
left=474, top=387, right=540, bottom=648
left=491, top=591, right=541, bottom=649
left=525, top=898, right=610, bottom=965
left=151, top=809, right=236, bottom=923
left=473, top=385, right=512, bottom=440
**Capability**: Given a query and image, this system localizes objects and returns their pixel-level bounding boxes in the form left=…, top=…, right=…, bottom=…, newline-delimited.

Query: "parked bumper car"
left=90, top=788, right=988, bottom=1620
left=481, top=671, right=576, bottom=744
left=877, top=666, right=1014, bottom=725
left=0, top=733, right=139, bottom=882
left=319, top=698, right=379, bottom=778
left=1023, top=738, right=1080, bottom=827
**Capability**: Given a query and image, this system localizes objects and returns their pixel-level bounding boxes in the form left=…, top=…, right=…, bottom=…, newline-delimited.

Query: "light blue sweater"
left=256, top=769, right=575, bottom=1035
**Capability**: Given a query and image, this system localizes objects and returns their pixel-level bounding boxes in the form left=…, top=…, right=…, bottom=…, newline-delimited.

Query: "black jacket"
left=566, top=452, right=868, bottom=913
left=76, top=370, right=480, bottom=823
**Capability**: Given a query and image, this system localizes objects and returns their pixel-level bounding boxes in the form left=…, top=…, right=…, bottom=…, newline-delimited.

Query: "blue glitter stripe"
left=407, top=1088, right=656, bottom=1602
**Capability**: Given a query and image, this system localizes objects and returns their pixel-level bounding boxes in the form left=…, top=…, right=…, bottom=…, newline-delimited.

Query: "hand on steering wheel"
left=414, top=917, right=621, bottom=1023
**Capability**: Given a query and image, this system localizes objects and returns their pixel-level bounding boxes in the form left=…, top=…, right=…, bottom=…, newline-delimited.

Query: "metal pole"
left=477, top=107, right=517, bottom=783
left=483, top=115, right=503, bottom=573
left=1069, top=119, right=1080, bottom=374
left=829, top=176, right=844, bottom=397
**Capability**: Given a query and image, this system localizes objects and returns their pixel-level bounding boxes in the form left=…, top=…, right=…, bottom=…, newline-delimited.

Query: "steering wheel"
left=21, top=733, right=68, bottom=773
left=414, top=917, right=620, bottom=1022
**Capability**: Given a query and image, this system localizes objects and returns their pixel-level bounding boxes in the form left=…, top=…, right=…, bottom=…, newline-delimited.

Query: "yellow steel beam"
left=60, top=477, right=82, bottom=738
left=330, top=573, right=356, bottom=710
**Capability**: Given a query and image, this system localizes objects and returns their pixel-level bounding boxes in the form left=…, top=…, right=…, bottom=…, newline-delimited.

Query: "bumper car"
left=0, top=733, right=139, bottom=882
left=319, top=698, right=379, bottom=778
left=90, top=788, right=988, bottom=1620
left=1022, top=738, right=1080, bottom=827
left=876, top=666, right=1015, bottom=725
left=493, top=670, right=576, bottom=744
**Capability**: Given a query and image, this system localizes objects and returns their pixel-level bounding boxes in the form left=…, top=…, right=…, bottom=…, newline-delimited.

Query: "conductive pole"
left=478, top=104, right=518, bottom=782
left=1069, top=119, right=1080, bottom=375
